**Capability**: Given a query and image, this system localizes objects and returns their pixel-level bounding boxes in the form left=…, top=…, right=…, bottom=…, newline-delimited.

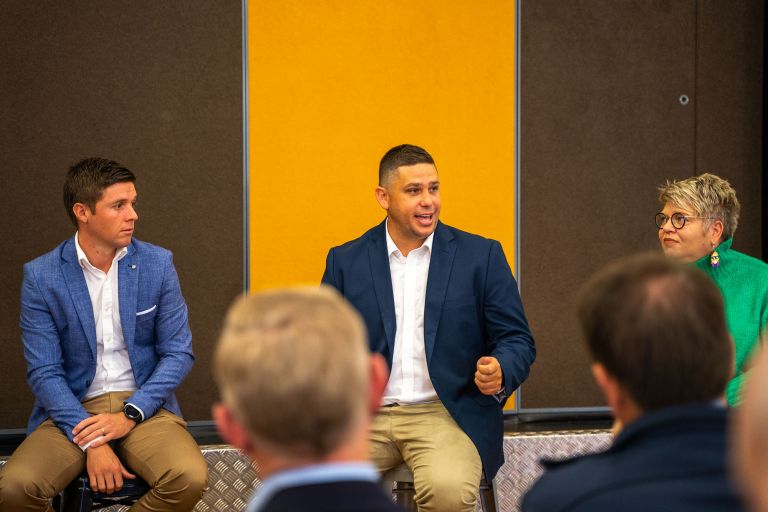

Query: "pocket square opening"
left=136, top=305, right=158, bottom=316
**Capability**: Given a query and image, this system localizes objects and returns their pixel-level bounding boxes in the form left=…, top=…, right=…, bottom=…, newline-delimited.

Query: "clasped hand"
left=475, top=356, right=503, bottom=395
left=73, top=412, right=136, bottom=448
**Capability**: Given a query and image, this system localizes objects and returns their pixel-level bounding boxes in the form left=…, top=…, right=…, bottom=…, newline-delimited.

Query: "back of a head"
left=735, top=344, right=768, bottom=511
left=577, top=253, right=732, bottom=411
left=213, top=286, right=370, bottom=459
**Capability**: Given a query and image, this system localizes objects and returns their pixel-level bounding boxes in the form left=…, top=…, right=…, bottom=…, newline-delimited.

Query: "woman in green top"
left=656, top=173, right=768, bottom=405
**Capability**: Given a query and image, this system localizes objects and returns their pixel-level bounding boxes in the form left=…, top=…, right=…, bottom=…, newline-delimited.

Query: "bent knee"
left=156, top=456, right=209, bottom=498
left=414, top=470, right=479, bottom=512
left=0, top=466, right=51, bottom=505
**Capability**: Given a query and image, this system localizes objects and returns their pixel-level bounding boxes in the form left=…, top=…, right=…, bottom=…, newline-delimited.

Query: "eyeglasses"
left=655, top=212, right=714, bottom=229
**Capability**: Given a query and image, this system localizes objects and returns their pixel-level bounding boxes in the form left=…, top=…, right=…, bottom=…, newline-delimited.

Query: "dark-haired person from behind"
left=656, top=173, right=768, bottom=405
left=0, top=158, right=207, bottom=511
left=522, top=253, right=745, bottom=512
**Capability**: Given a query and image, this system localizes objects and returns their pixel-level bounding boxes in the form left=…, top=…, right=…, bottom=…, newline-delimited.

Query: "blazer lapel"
left=424, top=223, right=455, bottom=363
left=118, top=242, right=138, bottom=351
left=368, top=222, right=397, bottom=357
left=61, top=239, right=97, bottom=360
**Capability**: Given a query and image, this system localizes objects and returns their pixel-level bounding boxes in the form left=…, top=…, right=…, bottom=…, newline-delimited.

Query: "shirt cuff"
left=493, top=387, right=507, bottom=404
left=80, top=435, right=105, bottom=451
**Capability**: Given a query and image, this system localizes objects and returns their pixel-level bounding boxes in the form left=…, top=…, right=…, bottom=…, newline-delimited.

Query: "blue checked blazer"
left=20, top=237, right=194, bottom=441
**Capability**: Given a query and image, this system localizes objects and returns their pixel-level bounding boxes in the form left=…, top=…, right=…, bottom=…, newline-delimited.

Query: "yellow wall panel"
left=248, top=0, right=517, bottom=293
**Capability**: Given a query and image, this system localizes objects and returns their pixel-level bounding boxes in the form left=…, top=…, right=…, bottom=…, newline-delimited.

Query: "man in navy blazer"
left=522, top=254, right=745, bottom=512
left=0, top=158, right=208, bottom=511
left=322, top=144, right=536, bottom=511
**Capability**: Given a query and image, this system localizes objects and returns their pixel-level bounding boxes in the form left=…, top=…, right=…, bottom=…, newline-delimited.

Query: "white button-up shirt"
left=75, top=233, right=137, bottom=399
left=382, top=223, right=438, bottom=405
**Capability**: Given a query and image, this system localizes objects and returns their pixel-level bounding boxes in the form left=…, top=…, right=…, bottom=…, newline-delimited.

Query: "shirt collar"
left=246, top=462, right=379, bottom=512
left=384, top=219, right=434, bottom=257
left=74, top=232, right=128, bottom=271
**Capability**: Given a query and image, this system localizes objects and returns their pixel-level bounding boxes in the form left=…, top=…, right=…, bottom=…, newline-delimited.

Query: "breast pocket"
left=134, top=305, right=158, bottom=345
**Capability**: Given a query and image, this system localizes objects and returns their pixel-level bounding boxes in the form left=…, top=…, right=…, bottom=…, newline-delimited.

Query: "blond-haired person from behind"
left=734, top=341, right=768, bottom=511
left=656, top=173, right=768, bottom=405
left=212, top=286, right=402, bottom=512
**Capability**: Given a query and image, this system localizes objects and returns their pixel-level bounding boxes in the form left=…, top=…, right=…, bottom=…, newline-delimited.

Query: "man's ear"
left=212, top=403, right=252, bottom=453
left=72, top=203, right=90, bottom=225
left=591, top=362, right=622, bottom=413
left=374, top=186, right=389, bottom=211
left=368, top=353, right=389, bottom=415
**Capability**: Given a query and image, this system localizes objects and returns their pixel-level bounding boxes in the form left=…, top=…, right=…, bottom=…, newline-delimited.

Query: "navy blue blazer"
left=322, top=221, right=536, bottom=477
left=522, top=403, right=746, bottom=512
left=20, top=237, right=194, bottom=441
left=256, top=481, right=402, bottom=512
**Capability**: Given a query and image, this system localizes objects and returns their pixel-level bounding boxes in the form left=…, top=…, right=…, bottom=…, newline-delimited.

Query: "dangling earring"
left=710, top=243, right=720, bottom=269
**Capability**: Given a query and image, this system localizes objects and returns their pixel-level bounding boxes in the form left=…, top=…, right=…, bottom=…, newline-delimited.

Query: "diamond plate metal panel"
left=493, top=430, right=612, bottom=512
left=1, top=432, right=609, bottom=512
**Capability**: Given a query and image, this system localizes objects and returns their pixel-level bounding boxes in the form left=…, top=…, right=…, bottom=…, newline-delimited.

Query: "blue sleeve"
left=21, top=264, right=89, bottom=441
left=484, top=241, right=536, bottom=399
left=126, top=252, right=194, bottom=418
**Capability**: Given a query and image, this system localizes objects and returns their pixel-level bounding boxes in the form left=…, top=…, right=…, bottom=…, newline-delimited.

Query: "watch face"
left=124, top=404, right=141, bottom=421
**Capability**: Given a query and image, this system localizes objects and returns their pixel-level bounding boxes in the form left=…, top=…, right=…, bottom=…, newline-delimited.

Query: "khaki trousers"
left=0, top=392, right=208, bottom=512
left=371, top=401, right=482, bottom=512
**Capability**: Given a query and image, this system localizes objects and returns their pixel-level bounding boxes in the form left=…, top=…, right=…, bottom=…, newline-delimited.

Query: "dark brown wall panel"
left=695, top=0, right=764, bottom=258
left=0, top=1, right=242, bottom=428
left=520, top=0, right=698, bottom=408
left=520, top=0, right=763, bottom=409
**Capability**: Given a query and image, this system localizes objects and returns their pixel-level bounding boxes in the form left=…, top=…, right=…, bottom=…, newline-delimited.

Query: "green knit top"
left=694, top=237, right=768, bottom=405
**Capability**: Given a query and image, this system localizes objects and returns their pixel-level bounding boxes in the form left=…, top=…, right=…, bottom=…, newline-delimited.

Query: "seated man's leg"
left=118, top=408, right=208, bottom=512
left=397, top=402, right=482, bottom=512
left=370, top=407, right=406, bottom=473
left=0, top=419, right=85, bottom=511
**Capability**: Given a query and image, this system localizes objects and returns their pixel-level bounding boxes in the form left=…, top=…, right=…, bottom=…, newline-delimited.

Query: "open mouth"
left=415, top=213, right=433, bottom=226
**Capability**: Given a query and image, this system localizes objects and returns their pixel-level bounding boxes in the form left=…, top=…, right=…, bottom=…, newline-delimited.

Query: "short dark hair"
left=577, top=253, right=732, bottom=411
left=63, top=158, right=135, bottom=227
left=378, top=144, right=435, bottom=186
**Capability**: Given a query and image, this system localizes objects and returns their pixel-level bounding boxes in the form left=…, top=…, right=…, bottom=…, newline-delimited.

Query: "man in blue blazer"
left=322, top=144, right=536, bottom=511
left=0, top=158, right=208, bottom=511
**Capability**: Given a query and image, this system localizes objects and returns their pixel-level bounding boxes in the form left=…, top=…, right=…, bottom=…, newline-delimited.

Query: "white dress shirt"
left=75, top=233, right=138, bottom=399
left=382, top=222, right=439, bottom=405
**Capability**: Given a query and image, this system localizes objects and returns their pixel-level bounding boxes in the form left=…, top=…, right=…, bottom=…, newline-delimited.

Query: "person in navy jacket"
left=322, top=144, right=536, bottom=511
left=523, top=254, right=745, bottom=512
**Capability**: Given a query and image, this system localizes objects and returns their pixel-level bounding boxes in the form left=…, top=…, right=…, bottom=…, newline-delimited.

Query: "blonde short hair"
left=213, top=286, right=370, bottom=458
left=658, top=173, right=741, bottom=240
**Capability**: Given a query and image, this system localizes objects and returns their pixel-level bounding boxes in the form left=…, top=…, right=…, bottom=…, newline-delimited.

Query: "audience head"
left=378, top=144, right=435, bottom=188
left=577, top=253, right=732, bottom=419
left=213, top=286, right=386, bottom=471
left=734, top=344, right=768, bottom=511
left=656, top=173, right=740, bottom=262
left=63, top=157, right=135, bottom=228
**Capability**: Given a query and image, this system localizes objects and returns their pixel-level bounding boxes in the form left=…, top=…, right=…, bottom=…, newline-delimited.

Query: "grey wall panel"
left=0, top=1, right=243, bottom=427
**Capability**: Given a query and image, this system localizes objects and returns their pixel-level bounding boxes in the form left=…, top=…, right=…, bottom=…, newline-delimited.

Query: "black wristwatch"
left=123, top=403, right=143, bottom=424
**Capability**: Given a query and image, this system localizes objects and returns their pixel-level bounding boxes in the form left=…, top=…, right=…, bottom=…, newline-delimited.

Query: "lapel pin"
left=130, top=264, right=136, bottom=270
